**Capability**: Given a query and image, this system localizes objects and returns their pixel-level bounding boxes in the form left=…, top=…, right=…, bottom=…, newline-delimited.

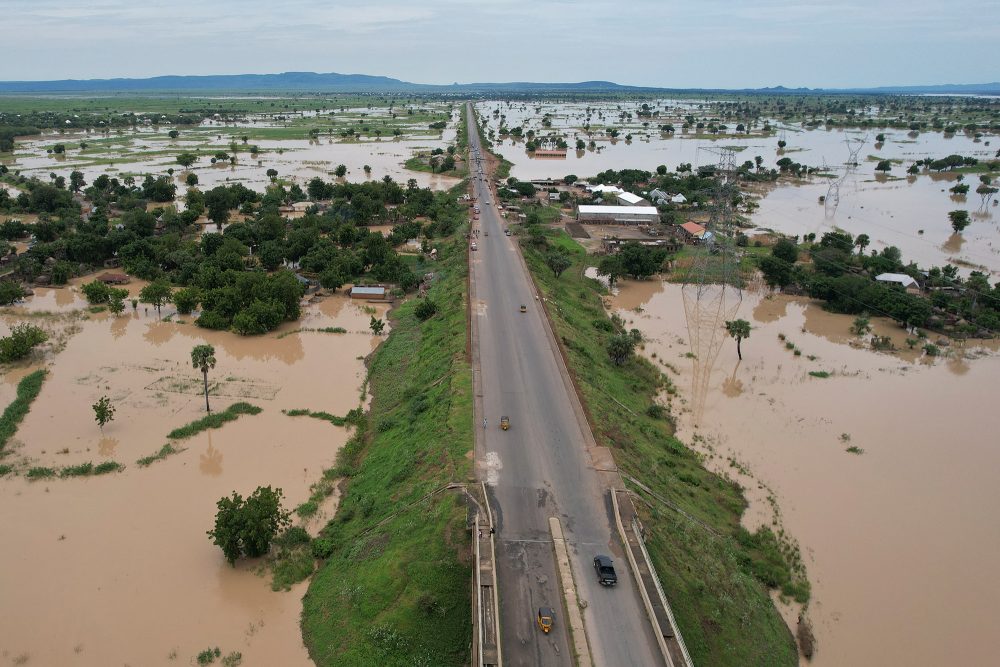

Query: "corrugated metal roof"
left=680, top=221, right=706, bottom=236
left=616, top=192, right=648, bottom=205
left=351, top=286, right=386, bottom=295
left=578, top=205, right=660, bottom=215
left=875, top=273, right=918, bottom=287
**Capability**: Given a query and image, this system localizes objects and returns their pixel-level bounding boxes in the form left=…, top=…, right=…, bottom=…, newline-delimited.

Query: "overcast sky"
left=2, top=0, right=997, bottom=88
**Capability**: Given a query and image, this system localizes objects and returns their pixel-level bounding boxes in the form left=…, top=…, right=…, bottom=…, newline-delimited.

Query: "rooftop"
left=578, top=205, right=660, bottom=216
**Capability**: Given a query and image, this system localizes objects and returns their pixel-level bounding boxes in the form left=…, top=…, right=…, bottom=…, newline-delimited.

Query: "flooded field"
left=0, top=288, right=387, bottom=665
left=4, top=102, right=461, bottom=193
left=610, top=279, right=1000, bottom=666
left=477, top=100, right=998, bottom=274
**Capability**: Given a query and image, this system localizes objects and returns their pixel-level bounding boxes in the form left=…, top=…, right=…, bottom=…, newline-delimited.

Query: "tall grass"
left=167, top=402, right=261, bottom=440
left=0, top=370, right=47, bottom=455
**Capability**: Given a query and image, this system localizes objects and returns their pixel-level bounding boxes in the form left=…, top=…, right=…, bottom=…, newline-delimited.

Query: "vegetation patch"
left=302, top=231, right=472, bottom=667
left=282, top=407, right=361, bottom=427
left=0, top=370, right=47, bottom=455
left=522, top=228, right=799, bottom=665
left=136, top=443, right=185, bottom=466
left=167, top=402, right=261, bottom=440
left=807, top=371, right=831, bottom=378
left=59, top=460, right=125, bottom=477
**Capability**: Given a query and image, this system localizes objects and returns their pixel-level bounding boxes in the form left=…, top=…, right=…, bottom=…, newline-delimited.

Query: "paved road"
left=467, top=105, right=663, bottom=667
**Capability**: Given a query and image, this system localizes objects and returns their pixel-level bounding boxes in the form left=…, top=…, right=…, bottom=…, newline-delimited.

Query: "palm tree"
left=855, top=234, right=870, bottom=256
left=725, top=319, right=751, bottom=360
left=191, top=344, right=217, bottom=413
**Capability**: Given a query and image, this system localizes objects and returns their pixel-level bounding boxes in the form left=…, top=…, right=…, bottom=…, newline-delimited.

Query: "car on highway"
left=593, top=555, right=618, bottom=586
left=520, top=304, right=527, bottom=313
left=505, top=229, right=511, bottom=236
left=471, top=242, right=478, bottom=251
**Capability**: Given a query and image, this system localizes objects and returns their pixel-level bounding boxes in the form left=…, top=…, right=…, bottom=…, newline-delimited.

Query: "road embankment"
left=302, top=232, right=475, bottom=666
left=520, top=231, right=798, bottom=666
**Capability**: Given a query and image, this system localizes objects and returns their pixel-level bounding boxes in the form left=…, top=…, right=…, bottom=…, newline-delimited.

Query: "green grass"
left=166, top=402, right=261, bottom=440
left=522, top=229, right=798, bottom=666
left=59, top=460, right=124, bottom=477
left=0, top=370, right=47, bottom=456
left=302, top=234, right=472, bottom=667
left=283, top=408, right=357, bottom=427
left=136, top=443, right=185, bottom=466
left=808, top=371, right=831, bottom=378
left=26, top=466, right=56, bottom=479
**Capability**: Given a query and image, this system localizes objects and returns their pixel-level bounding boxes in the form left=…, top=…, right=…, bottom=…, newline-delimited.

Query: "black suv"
left=593, top=555, right=618, bottom=586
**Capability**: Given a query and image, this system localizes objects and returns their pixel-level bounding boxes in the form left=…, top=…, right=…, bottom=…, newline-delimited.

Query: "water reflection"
left=98, top=437, right=119, bottom=456
left=200, top=436, right=223, bottom=476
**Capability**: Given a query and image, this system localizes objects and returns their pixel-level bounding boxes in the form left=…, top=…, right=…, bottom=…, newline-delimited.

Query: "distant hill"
left=0, top=71, right=997, bottom=95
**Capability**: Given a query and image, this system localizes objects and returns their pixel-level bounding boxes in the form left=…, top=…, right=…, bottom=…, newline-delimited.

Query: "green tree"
left=334, top=164, right=347, bottom=178
left=545, top=251, right=572, bottom=278
left=207, top=486, right=291, bottom=565
left=176, top=152, right=198, bottom=170
left=772, top=238, right=799, bottom=264
left=140, top=279, right=172, bottom=316
left=185, top=172, right=199, bottom=187
left=854, top=234, right=870, bottom=256
left=168, top=130, right=180, bottom=139
left=69, top=170, right=86, bottom=192
left=92, top=395, right=115, bottom=431
left=191, top=344, right=217, bottom=413
left=725, top=319, right=751, bottom=360
left=597, top=254, right=625, bottom=288
left=606, top=333, right=636, bottom=366
left=875, top=160, right=892, bottom=173
left=0, top=282, right=25, bottom=306
left=173, top=287, right=201, bottom=315
left=0, top=323, right=48, bottom=363
left=948, top=210, right=970, bottom=233
left=108, top=294, right=126, bottom=316
left=266, top=168, right=278, bottom=182
left=81, top=280, right=111, bottom=304
left=369, top=316, right=385, bottom=336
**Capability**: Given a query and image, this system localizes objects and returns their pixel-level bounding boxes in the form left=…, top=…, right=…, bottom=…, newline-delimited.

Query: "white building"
left=615, top=192, right=649, bottom=206
left=875, top=273, right=920, bottom=291
left=577, top=205, right=660, bottom=225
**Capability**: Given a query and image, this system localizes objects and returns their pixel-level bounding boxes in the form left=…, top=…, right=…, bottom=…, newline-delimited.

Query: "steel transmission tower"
left=825, top=134, right=867, bottom=217
left=682, top=146, right=745, bottom=422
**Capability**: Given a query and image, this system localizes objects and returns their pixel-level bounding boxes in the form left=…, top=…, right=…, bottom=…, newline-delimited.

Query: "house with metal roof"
left=576, top=205, right=660, bottom=225
left=349, top=285, right=390, bottom=301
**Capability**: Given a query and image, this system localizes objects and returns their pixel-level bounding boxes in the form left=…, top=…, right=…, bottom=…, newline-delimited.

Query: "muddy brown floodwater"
left=0, top=290, right=388, bottom=666
left=610, top=279, right=1000, bottom=666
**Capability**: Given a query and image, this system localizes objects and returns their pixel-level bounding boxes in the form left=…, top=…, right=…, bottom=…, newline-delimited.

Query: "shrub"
left=0, top=323, right=48, bottom=363
left=207, top=486, right=291, bottom=565
left=414, top=298, right=438, bottom=321
left=0, top=281, right=25, bottom=305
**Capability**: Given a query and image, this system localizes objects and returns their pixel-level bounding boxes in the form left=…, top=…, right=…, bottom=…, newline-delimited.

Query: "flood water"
left=0, top=290, right=388, bottom=666
left=610, top=279, right=1000, bottom=666
left=476, top=100, right=998, bottom=274
left=6, top=104, right=461, bottom=193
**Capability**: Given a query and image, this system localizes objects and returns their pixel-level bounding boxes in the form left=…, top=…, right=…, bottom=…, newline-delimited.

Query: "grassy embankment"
left=523, top=230, right=800, bottom=666
left=301, top=233, right=473, bottom=666
left=0, top=370, right=47, bottom=475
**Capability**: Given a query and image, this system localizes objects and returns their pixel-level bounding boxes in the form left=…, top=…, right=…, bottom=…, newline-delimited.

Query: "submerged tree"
left=725, top=319, right=751, bottom=360
left=92, top=395, right=115, bottom=431
left=208, top=486, right=290, bottom=565
left=191, top=344, right=217, bottom=413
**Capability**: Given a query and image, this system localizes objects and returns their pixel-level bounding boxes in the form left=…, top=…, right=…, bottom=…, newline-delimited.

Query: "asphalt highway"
left=467, top=104, right=663, bottom=667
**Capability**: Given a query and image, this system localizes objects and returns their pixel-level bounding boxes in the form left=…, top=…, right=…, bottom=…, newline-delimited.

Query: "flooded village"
left=2, top=87, right=999, bottom=667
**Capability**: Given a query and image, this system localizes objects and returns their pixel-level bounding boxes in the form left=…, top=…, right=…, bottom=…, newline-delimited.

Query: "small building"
left=577, top=205, right=660, bottom=225
left=615, top=192, right=649, bottom=206
left=876, top=273, right=921, bottom=293
left=648, top=189, right=670, bottom=205
left=586, top=184, right=625, bottom=196
left=671, top=193, right=688, bottom=204
left=531, top=149, right=567, bottom=158
left=98, top=272, right=130, bottom=285
left=548, top=192, right=560, bottom=201
left=349, top=285, right=390, bottom=301
left=678, top=221, right=707, bottom=241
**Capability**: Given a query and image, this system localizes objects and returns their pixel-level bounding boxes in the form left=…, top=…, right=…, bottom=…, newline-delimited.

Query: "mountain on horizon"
left=0, top=71, right=997, bottom=95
